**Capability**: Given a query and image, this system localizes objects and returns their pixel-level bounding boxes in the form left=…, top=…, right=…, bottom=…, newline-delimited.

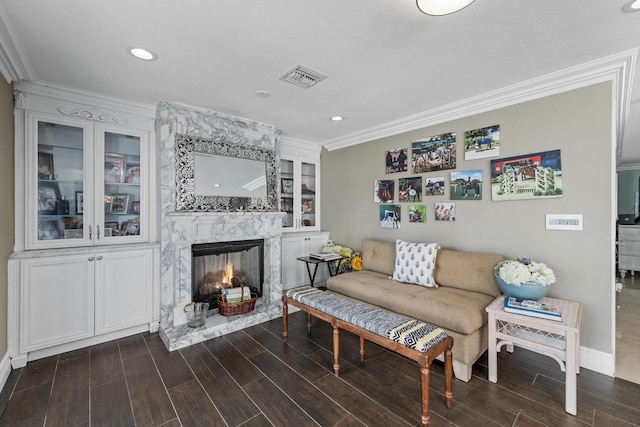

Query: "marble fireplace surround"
left=157, top=101, right=284, bottom=351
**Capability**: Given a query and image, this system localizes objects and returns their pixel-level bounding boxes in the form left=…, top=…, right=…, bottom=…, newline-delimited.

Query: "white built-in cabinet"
left=281, top=231, right=330, bottom=290
left=9, top=81, right=159, bottom=368
left=280, top=141, right=321, bottom=232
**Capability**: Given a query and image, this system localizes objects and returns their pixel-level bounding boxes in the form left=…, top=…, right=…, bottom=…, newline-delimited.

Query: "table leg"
left=282, top=298, right=288, bottom=343
left=488, top=312, right=498, bottom=383
left=303, top=261, right=320, bottom=287
left=565, top=331, right=578, bottom=415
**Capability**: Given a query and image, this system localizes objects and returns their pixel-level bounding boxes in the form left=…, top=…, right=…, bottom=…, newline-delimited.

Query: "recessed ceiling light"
left=623, top=0, right=640, bottom=11
left=255, top=90, right=271, bottom=98
left=632, top=0, right=640, bottom=9
left=330, top=116, right=344, bottom=121
left=129, top=47, right=158, bottom=61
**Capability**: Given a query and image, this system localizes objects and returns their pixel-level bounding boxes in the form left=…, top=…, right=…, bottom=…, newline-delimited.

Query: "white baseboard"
left=0, top=352, right=12, bottom=394
left=580, top=346, right=615, bottom=377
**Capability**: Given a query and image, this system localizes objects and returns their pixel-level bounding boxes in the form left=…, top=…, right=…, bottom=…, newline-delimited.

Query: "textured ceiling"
left=1, top=0, right=640, bottom=164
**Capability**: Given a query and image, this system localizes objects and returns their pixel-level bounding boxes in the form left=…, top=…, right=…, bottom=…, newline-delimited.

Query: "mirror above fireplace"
left=175, top=134, right=278, bottom=212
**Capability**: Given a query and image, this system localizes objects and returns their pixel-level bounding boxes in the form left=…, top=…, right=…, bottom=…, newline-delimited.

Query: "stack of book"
left=309, top=252, right=342, bottom=261
left=503, top=297, right=562, bottom=321
left=221, top=286, right=252, bottom=302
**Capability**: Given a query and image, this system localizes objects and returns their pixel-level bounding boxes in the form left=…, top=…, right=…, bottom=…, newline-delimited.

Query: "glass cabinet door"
left=280, top=159, right=294, bottom=229
left=300, top=162, right=316, bottom=228
left=35, top=120, right=87, bottom=245
left=99, top=131, right=143, bottom=242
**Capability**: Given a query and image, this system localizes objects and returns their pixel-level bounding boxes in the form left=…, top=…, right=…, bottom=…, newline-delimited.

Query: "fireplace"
left=192, top=239, right=264, bottom=309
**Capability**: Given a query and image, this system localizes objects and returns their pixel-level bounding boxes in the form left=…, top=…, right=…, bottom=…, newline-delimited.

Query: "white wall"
left=321, top=83, right=613, bottom=354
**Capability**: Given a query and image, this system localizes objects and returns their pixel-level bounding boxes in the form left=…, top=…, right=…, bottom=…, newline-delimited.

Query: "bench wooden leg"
left=419, top=363, right=431, bottom=426
left=307, top=313, right=312, bottom=333
left=445, top=348, right=453, bottom=408
left=333, top=323, right=340, bottom=376
left=359, top=336, right=365, bottom=362
left=282, top=297, right=288, bottom=343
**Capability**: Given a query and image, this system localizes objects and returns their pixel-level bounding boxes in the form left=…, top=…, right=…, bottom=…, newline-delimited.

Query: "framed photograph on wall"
left=450, top=170, right=483, bottom=200
left=109, top=194, right=129, bottom=213
left=411, top=133, right=456, bottom=173
left=105, top=156, right=124, bottom=184
left=425, top=176, right=445, bottom=196
left=379, top=204, right=401, bottom=229
left=464, top=125, right=500, bottom=160
left=38, top=181, right=61, bottom=214
left=490, top=149, right=562, bottom=201
left=408, top=205, right=426, bottom=223
left=385, top=147, right=408, bottom=174
left=38, top=152, right=54, bottom=180
left=398, top=176, right=422, bottom=202
left=374, top=180, right=395, bottom=203
left=435, top=203, right=456, bottom=221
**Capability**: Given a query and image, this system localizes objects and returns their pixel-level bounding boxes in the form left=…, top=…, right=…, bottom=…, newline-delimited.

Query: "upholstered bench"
left=282, top=286, right=454, bottom=426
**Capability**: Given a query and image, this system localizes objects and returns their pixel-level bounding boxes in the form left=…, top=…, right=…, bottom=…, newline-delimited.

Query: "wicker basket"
left=217, top=283, right=257, bottom=316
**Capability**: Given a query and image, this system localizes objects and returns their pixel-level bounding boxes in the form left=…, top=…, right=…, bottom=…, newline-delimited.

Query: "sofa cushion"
left=327, top=270, right=494, bottom=335
left=393, top=240, right=439, bottom=287
left=434, top=249, right=504, bottom=297
left=362, top=239, right=396, bottom=276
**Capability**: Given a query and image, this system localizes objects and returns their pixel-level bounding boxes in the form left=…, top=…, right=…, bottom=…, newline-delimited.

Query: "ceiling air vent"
left=280, top=65, right=327, bottom=89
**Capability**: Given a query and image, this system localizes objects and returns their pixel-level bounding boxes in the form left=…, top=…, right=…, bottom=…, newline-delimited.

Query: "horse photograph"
left=385, top=147, right=408, bottom=174
left=408, top=205, right=426, bottom=223
left=399, top=176, right=422, bottom=202
left=490, top=149, right=563, bottom=201
left=411, top=132, right=457, bottom=173
left=464, top=124, right=500, bottom=160
left=374, top=179, right=395, bottom=203
left=379, top=204, right=401, bottom=229
left=425, top=176, right=445, bottom=196
left=450, top=169, right=483, bottom=200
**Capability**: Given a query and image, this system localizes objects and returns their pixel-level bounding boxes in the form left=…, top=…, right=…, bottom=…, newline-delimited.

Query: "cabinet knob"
left=88, top=256, right=95, bottom=261
left=96, top=255, right=103, bottom=261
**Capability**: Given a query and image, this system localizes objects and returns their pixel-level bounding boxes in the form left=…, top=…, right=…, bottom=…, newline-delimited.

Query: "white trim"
left=0, top=352, right=12, bottom=393
left=322, top=50, right=638, bottom=153
left=581, top=346, right=615, bottom=377
left=0, top=2, right=34, bottom=82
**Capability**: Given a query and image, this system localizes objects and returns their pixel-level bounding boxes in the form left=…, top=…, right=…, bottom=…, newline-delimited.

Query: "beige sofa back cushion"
left=434, top=249, right=504, bottom=297
left=361, top=239, right=504, bottom=297
left=362, top=239, right=396, bottom=276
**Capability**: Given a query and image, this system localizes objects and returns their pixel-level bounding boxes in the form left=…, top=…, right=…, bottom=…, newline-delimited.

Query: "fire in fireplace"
left=191, top=239, right=264, bottom=309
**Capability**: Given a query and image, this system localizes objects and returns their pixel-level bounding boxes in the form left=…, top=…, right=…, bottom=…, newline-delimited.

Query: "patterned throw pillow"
left=393, top=239, right=439, bottom=287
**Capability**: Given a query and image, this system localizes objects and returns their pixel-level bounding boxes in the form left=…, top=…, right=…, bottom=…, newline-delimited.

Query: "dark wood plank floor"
left=0, top=310, right=638, bottom=426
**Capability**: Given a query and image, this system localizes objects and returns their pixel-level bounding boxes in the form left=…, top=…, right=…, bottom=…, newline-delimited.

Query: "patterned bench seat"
left=282, top=286, right=454, bottom=427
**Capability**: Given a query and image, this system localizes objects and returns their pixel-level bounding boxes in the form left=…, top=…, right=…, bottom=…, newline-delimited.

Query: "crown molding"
left=0, top=2, right=34, bottom=83
left=280, top=135, right=323, bottom=153
left=322, top=50, right=638, bottom=153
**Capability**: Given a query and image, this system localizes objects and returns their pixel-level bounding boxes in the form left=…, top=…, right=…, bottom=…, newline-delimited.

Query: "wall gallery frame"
left=374, top=180, right=395, bottom=203
left=411, top=132, right=456, bottom=173
left=379, top=204, right=401, bottom=229
left=450, top=170, right=483, bottom=200
left=425, top=176, right=445, bottom=196
left=490, top=149, right=562, bottom=201
left=398, top=176, right=422, bottom=203
left=409, top=205, right=426, bottom=223
left=435, top=203, right=455, bottom=221
left=385, top=147, right=408, bottom=174
left=464, top=125, right=500, bottom=160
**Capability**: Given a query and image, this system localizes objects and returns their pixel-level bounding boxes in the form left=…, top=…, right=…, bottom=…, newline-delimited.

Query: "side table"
left=486, top=295, right=582, bottom=415
left=296, top=256, right=348, bottom=288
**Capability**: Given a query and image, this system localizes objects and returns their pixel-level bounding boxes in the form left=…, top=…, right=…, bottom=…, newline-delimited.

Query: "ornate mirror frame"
left=175, top=134, right=278, bottom=212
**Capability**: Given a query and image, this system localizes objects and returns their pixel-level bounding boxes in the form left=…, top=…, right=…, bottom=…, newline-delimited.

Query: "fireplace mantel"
left=157, top=102, right=284, bottom=351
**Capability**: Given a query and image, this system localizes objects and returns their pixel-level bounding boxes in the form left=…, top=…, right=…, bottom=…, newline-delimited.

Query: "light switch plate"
left=546, top=214, right=583, bottom=230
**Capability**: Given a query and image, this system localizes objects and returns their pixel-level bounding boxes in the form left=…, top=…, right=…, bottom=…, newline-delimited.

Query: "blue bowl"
left=495, top=275, right=550, bottom=301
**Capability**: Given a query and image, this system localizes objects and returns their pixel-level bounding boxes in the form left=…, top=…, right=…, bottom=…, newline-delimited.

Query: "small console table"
left=486, top=295, right=582, bottom=415
left=296, top=255, right=348, bottom=288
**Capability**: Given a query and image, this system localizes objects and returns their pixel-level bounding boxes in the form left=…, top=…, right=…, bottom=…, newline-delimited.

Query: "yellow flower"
left=351, top=256, right=363, bottom=271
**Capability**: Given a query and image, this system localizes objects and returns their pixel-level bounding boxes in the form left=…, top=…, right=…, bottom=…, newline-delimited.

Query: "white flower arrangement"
left=495, top=257, right=556, bottom=286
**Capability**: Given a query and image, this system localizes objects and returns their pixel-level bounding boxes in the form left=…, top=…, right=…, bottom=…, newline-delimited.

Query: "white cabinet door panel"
left=94, top=249, right=152, bottom=334
left=20, top=254, right=94, bottom=352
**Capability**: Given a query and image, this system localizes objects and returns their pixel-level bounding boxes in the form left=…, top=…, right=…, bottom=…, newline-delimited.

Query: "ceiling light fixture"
left=416, top=0, right=475, bottom=15
left=129, top=47, right=158, bottom=61
left=330, top=116, right=344, bottom=121
left=631, top=0, right=640, bottom=9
